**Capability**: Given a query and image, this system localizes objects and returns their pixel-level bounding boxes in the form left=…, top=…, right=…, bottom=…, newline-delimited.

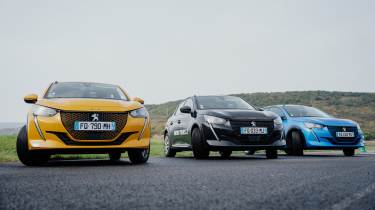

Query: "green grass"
left=0, top=135, right=194, bottom=162
left=0, top=135, right=374, bottom=162
left=364, top=140, right=375, bottom=152
left=0, top=135, right=18, bottom=162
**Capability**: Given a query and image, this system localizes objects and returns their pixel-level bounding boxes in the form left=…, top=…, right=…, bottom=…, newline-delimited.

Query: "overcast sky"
left=1, top=0, right=374, bottom=122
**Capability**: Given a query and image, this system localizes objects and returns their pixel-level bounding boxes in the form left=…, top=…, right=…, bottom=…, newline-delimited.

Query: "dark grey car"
left=163, top=95, right=286, bottom=159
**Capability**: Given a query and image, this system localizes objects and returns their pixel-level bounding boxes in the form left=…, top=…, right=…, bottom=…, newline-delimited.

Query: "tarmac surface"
left=1, top=153, right=374, bottom=210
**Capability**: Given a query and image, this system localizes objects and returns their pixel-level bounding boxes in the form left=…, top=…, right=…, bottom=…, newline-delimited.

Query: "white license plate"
left=336, top=132, right=354, bottom=138
left=240, top=127, right=268, bottom=135
left=74, top=121, right=116, bottom=131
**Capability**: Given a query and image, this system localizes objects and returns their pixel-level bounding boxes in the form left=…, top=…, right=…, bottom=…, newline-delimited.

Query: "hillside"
left=0, top=123, right=23, bottom=135
left=146, top=91, right=375, bottom=139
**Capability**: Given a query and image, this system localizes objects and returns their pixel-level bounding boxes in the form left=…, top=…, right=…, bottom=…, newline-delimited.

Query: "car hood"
left=36, top=98, right=142, bottom=112
left=293, top=117, right=357, bottom=127
left=199, top=109, right=277, bottom=121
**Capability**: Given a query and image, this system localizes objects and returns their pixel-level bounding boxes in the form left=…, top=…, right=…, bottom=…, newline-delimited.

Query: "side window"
left=269, top=107, right=285, bottom=118
left=276, top=108, right=286, bottom=118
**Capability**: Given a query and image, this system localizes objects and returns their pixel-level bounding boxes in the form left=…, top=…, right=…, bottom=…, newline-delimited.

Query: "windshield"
left=284, top=105, right=330, bottom=118
left=196, top=96, right=254, bottom=110
left=45, top=82, right=129, bottom=100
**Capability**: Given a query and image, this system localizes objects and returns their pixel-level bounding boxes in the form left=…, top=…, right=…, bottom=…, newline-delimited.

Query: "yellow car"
left=17, top=82, right=151, bottom=166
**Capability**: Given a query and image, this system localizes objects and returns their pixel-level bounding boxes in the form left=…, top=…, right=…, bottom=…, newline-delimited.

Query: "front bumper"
left=26, top=112, right=151, bottom=151
left=202, top=122, right=286, bottom=150
left=302, top=127, right=365, bottom=149
left=206, top=139, right=286, bottom=150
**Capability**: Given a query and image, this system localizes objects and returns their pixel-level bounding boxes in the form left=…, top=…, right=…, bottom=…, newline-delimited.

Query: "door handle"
left=177, top=120, right=181, bottom=124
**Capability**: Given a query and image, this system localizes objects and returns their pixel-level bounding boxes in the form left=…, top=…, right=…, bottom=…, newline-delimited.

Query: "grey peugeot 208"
left=163, top=95, right=286, bottom=159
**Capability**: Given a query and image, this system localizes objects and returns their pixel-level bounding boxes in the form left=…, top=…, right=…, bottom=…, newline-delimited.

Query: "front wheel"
left=164, top=134, right=176, bottom=157
left=266, top=149, right=278, bottom=159
left=343, top=148, right=355, bottom=156
left=290, top=131, right=304, bottom=156
left=128, top=146, right=150, bottom=164
left=191, top=128, right=209, bottom=159
left=16, top=126, right=50, bottom=166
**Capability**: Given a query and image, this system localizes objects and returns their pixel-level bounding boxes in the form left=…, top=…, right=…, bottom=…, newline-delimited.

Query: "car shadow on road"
left=171, top=153, right=368, bottom=161
left=287, top=154, right=364, bottom=158
left=173, top=155, right=274, bottom=161
left=279, top=153, right=369, bottom=160
left=40, top=159, right=135, bottom=167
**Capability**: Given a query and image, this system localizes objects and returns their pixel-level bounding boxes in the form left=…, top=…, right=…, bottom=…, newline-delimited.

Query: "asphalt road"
left=1, top=153, right=375, bottom=210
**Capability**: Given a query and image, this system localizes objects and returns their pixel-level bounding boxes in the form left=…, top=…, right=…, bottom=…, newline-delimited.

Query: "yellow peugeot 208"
left=17, top=82, right=151, bottom=166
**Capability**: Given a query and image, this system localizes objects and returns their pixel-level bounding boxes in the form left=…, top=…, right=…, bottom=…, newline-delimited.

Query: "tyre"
left=16, top=126, right=50, bottom=166
left=290, top=131, right=304, bottom=156
left=128, top=145, right=150, bottom=164
left=244, top=150, right=256, bottom=155
left=266, top=149, right=278, bottom=159
left=164, top=134, right=176, bottom=157
left=109, top=152, right=121, bottom=161
left=191, top=128, right=209, bottom=159
left=219, top=150, right=232, bottom=158
left=343, top=148, right=355, bottom=156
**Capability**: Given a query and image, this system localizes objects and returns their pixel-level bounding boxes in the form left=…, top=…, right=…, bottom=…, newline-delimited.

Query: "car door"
left=178, top=98, right=195, bottom=145
left=170, top=101, right=188, bottom=145
left=168, top=101, right=185, bottom=145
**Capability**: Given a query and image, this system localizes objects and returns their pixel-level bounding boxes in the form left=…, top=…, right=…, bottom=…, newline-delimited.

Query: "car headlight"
left=274, top=117, right=283, bottom=126
left=304, top=122, right=324, bottom=129
left=204, top=115, right=230, bottom=126
left=31, top=105, right=57, bottom=117
left=130, top=107, right=148, bottom=118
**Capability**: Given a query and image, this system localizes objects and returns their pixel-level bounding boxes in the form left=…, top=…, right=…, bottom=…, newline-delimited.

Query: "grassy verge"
left=0, top=135, right=194, bottom=162
left=0, top=136, right=18, bottom=162
left=0, top=135, right=374, bottom=162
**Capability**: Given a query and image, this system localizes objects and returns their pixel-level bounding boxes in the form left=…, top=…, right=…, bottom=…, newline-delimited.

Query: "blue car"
left=263, top=105, right=365, bottom=156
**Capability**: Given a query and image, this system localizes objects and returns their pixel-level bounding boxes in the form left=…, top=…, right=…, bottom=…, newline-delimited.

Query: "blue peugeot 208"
left=263, top=105, right=365, bottom=156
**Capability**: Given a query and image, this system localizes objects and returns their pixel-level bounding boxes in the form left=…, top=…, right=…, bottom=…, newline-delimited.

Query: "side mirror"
left=180, top=106, right=192, bottom=114
left=133, top=97, right=144, bottom=104
left=281, top=116, right=287, bottom=121
left=24, top=94, right=38, bottom=104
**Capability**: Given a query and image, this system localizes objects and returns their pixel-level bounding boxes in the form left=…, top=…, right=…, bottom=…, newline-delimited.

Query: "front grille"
left=48, top=131, right=136, bottom=145
left=327, top=126, right=359, bottom=144
left=230, top=120, right=274, bottom=130
left=60, top=111, right=128, bottom=140
left=217, top=120, right=279, bottom=145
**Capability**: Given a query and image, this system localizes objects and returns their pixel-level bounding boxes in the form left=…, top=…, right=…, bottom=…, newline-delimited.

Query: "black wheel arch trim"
left=285, top=126, right=306, bottom=148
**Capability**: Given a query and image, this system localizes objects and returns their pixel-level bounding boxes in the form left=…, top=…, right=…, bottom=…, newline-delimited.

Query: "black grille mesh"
left=60, top=111, right=128, bottom=140
left=327, top=126, right=358, bottom=144
left=229, top=120, right=277, bottom=144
